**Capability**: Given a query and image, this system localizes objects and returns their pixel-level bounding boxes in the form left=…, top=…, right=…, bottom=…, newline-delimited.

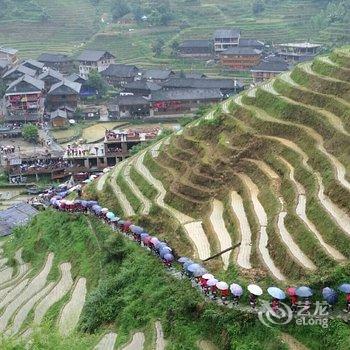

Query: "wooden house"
left=143, top=69, right=175, bottom=83
left=77, top=50, right=116, bottom=79
left=251, top=59, right=289, bottom=83
left=2, top=65, right=36, bottom=85
left=21, top=60, right=45, bottom=75
left=220, top=47, right=262, bottom=70
left=178, top=40, right=213, bottom=58
left=108, top=95, right=150, bottom=119
left=0, top=47, right=19, bottom=66
left=38, top=68, right=64, bottom=92
left=46, top=79, right=81, bottom=112
left=50, top=109, right=68, bottom=127
left=101, top=64, right=140, bottom=87
left=37, top=53, right=73, bottom=74
left=213, top=28, right=241, bottom=53
left=122, top=79, right=161, bottom=97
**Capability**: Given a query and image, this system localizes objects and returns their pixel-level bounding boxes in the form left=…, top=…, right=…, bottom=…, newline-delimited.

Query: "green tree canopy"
left=22, top=123, right=39, bottom=143
left=86, top=69, right=108, bottom=98
left=111, top=0, right=130, bottom=20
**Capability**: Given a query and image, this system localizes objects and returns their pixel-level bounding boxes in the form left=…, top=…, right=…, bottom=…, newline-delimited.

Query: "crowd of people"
left=39, top=179, right=350, bottom=317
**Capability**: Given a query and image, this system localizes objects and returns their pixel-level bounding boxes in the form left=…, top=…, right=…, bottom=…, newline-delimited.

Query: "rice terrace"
left=0, top=0, right=349, bottom=349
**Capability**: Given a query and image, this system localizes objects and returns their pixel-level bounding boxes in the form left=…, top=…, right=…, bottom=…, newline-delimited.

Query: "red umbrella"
left=123, top=220, right=132, bottom=232
left=286, top=287, right=297, bottom=296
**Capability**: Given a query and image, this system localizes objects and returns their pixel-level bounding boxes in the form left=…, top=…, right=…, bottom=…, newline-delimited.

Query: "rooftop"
left=2, top=65, right=36, bottom=78
left=22, top=59, right=45, bottom=70
left=50, top=109, right=68, bottom=120
left=179, top=39, right=212, bottom=48
left=101, top=64, right=140, bottom=77
left=112, top=95, right=149, bottom=106
left=278, top=42, right=322, bottom=49
left=151, top=88, right=223, bottom=102
left=77, top=50, right=115, bottom=62
left=48, top=79, right=81, bottom=95
left=0, top=47, right=18, bottom=55
left=143, top=69, right=175, bottom=80
left=38, top=68, right=64, bottom=81
left=6, top=74, right=45, bottom=93
left=221, top=47, right=262, bottom=55
left=162, top=77, right=241, bottom=89
left=0, top=59, right=10, bottom=69
left=37, top=52, right=72, bottom=63
left=239, top=39, right=265, bottom=48
left=251, top=59, right=289, bottom=73
left=124, top=79, right=162, bottom=91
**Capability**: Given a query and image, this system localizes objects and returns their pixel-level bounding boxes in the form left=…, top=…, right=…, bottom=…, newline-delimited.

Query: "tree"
left=86, top=69, right=108, bottom=98
left=111, top=0, right=130, bottom=20
left=171, top=40, right=180, bottom=56
left=152, top=39, right=164, bottom=56
left=22, top=124, right=39, bottom=143
left=252, top=0, right=264, bottom=14
left=0, top=78, right=6, bottom=98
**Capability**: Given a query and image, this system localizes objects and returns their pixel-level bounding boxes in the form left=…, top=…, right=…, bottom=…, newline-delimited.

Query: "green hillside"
left=0, top=0, right=349, bottom=74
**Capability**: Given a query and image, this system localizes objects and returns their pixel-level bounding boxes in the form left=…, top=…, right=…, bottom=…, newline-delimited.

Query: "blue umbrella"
left=118, top=220, right=125, bottom=226
left=81, top=200, right=88, bottom=207
left=338, top=284, right=350, bottom=293
left=187, top=263, right=202, bottom=273
left=193, top=267, right=207, bottom=277
left=155, top=242, right=167, bottom=250
left=178, top=257, right=191, bottom=264
left=131, top=226, right=144, bottom=234
left=267, top=287, right=286, bottom=300
left=160, top=248, right=172, bottom=258
left=164, top=253, right=174, bottom=262
left=110, top=217, right=119, bottom=222
left=322, top=288, right=338, bottom=305
left=296, top=286, right=313, bottom=297
left=183, top=260, right=194, bottom=269
left=106, top=212, right=115, bottom=219
left=87, top=201, right=98, bottom=207
left=140, top=233, right=149, bottom=239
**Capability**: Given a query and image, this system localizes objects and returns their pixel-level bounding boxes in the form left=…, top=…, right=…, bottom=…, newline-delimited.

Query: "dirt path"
left=97, top=172, right=109, bottom=192
left=0, top=253, right=54, bottom=332
left=155, top=321, right=166, bottom=350
left=280, top=333, right=310, bottom=350
left=109, top=161, right=135, bottom=217
left=123, top=158, right=152, bottom=215
left=245, top=159, right=279, bottom=181
left=121, top=332, right=145, bottom=350
left=58, top=277, right=87, bottom=336
left=237, top=173, right=285, bottom=281
left=209, top=200, right=233, bottom=270
left=34, top=262, right=73, bottom=324
left=8, top=282, right=55, bottom=335
left=278, top=156, right=345, bottom=261
left=94, top=332, right=117, bottom=350
left=229, top=191, right=252, bottom=269
left=197, top=340, right=219, bottom=350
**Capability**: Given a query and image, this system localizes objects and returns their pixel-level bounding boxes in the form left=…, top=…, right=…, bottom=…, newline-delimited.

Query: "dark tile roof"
left=214, top=28, right=241, bottom=39
left=151, top=88, right=223, bottom=102
left=143, top=69, right=175, bottom=80
left=6, top=75, right=44, bottom=93
left=22, top=59, right=45, bottom=70
left=112, top=95, right=149, bottom=106
left=101, top=64, right=140, bottom=78
left=162, top=78, right=239, bottom=89
left=5, top=114, right=41, bottom=122
left=48, top=79, right=81, bottom=95
left=220, top=47, right=262, bottom=55
left=0, top=202, right=38, bottom=236
left=251, top=59, right=289, bottom=73
left=77, top=50, right=115, bottom=62
left=66, top=73, right=87, bottom=83
left=179, top=39, right=212, bottom=48
left=2, top=65, right=36, bottom=79
left=0, top=59, right=10, bottom=69
left=124, top=79, right=161, bottom=91
left=37, top=53, right=72, bottom=63
left=38, top=68, right=64, bottom=81
left=50, top=109, right=68, bottom=119
left=239, top=39, right=265, bottom=48
left=0, top=47, right=18, bottom=55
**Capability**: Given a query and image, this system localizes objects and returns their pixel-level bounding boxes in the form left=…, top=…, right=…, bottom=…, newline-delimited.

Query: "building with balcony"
left=213, top=28, right=241, bottom=53
left=220, top=47, right=262, bottom=70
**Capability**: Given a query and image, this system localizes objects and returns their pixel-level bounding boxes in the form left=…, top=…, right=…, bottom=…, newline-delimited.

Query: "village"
left=0, top=28, right=322, bottom=184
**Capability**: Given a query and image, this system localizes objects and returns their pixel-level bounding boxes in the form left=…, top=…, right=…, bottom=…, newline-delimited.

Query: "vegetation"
left=22, top=123, right=39, bottom=143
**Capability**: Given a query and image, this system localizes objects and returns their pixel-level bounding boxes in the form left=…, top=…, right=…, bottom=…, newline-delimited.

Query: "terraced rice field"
left=105, top=49, right=350, bottom=283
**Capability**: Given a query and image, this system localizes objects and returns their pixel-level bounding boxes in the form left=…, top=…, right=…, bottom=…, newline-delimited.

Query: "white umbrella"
left=69, top=119, right=76, bottom=124
left=103, top=168, right=111, bottom=173
left=202, top=273, right=214, bottom=280
left=206, top=278, right=219, bottom=287
left=248, top=284, right=263, bottom=296
left=101, top=208, right=109, bottom=213
left=216, top=281, right=229, bottom=291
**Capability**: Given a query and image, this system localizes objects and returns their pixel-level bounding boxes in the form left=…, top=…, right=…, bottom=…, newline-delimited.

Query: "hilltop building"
left=77, top=50, right=116, bottom=79
left=213, top=28, right=241, bottom=52
left=275, top=42, right=322, bottom=62
left=220, top=47, right=262, bottom=70
left=37, top=53, right=73, bottom=74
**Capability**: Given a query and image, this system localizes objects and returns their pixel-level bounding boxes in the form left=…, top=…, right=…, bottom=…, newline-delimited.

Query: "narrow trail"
left=123, top=158, right=152, bottom=215
left=121, top=332, right=145, bottom=350
left=34, top=262, right=73, bottom=324
left=8, top=282, right=55, bottom=335
left=278, top=156, right=345, bottom=261
left=58, top=277, right=87, bottom=336
left=318, top=56, right=338, bottom=67
left=94, top=332, right=117, bottom=350
left=237, top=173, right=285, bottom=281
left=229, top=191, right=252, bottom=269
left=208, top=200, right=233, bottom=270
left=262, top=135, right=350, bottom=237
left=155, top=321, right=166, bottom=350
left=109, top=161, right=135, bottom=217
left=244, top=158, right=279, bottom=181
left=280, top=333, right=310, bottom=350
left=96, top=172, right=109, bottom=192
left=0, top=253, right=54, bottom=332
left=235, top=93, right=350, bottom=194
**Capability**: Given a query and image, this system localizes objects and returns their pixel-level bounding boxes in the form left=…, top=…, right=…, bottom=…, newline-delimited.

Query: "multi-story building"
left=77, top=50, right=116, bottom=79
left=213, top=28, right=241, bottom=53
left=220, top=47, right=262, bottom=70
left=178, top=40, right=213, bottom=58
left=46, top=80, right=81, bottom=112
left=251, top=59, right=289, bottom=83
left=37, top=53, right=73, bottom=74
left=275, top=42, right=322, bottom=63
left=101, top=64, right=140, bottom=87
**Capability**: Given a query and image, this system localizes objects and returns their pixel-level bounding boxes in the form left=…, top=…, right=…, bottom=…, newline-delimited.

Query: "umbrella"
left=286, top=287, right=297, bottom=296
left=216, top=281, right=229, bottom=291
left=202, top=273, right=214, bottom=280
left=207, top=278, right=219, bottom=287
left=92, top=204, right=102, bottom=211
left=87, top=201, right=98, bottom=207
left=338, top=284, right=350, bottom=293
left=140, top=233, right=150, bottom=240
left=155, top=242, right=168, bottom=250
left=178, top=257, right=191, bottom=264
left=150, top=237, right=160, bottom=245
left=322, top=288, right=338, bottom=305
left=123, top=221, right=132, bottom=229
left=248, top=284, right=263, bottom=296
left=296, top=286, right=313, bottom=298
left=230, top=283, right=243, bottom=297
left=110, top=217, right=119, bottom=222
left=130, top=226, right=144, bottom=234
left=159, top=248, right=172, bottom=258
left=183, top=260, right=194, bottom=269
left=101, top=208, right=109, bottom=214
left=81, top=200, right=88, bottom=207
left=106, top=212, right=115, bottom=219
left=187, top=263, right=202, bottom=272
left=267, top=287, right=286, bottom=300
left=142, top=236, right=152, bottom=244
left=164, top=253, right=174, bottom=262
left=193, top=268, right=207, bottom=277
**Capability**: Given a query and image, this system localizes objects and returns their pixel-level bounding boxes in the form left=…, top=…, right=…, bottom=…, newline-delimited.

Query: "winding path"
left=155, top=321, right=166, bottom=350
